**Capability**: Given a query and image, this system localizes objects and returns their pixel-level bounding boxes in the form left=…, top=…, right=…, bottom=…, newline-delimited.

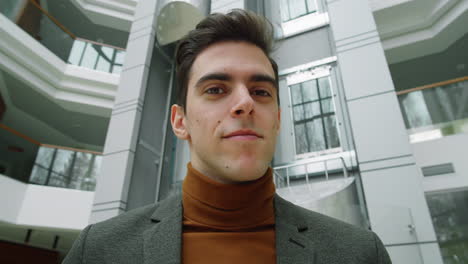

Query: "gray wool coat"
left=63, top=194, right=392, bottom=263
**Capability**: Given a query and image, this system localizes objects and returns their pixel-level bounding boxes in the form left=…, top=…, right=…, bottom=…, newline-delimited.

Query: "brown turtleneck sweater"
left=182, top=163, right=276, bottom=263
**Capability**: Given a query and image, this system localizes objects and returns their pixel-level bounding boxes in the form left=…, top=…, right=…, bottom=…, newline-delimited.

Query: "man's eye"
left=205, top=87, right=225, bottom=94
left=252, top=89, right=271, bottom=97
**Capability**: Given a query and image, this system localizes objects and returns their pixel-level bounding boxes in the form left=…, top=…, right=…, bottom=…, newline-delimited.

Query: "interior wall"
left=389, top=33, right=468, bottom=91
left=46, top=0, right=129, bottom=48
left=0, top=129, right=38, bottom=182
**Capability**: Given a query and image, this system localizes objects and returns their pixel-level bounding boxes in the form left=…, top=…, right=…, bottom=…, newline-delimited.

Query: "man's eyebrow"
left=195, top=73, right=232, bottom=88
left=250, top=74, right=277, bottom=88
left=194, top=72, right=277, bottom=89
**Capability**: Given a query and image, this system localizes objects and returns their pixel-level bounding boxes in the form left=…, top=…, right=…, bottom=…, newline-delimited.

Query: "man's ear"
left=171, top=104, right=190, bottom=140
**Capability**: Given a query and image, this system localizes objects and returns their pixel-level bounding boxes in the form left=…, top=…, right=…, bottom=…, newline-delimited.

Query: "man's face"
left=171, top=41, right=280, bottom=184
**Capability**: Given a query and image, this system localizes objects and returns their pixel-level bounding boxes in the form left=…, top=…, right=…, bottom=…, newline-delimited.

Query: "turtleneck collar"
left=182, top=163, right=275, bottom=229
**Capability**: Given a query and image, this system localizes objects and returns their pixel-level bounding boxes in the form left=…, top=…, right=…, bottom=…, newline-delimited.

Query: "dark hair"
left=175, top=9, right=279, bottom=109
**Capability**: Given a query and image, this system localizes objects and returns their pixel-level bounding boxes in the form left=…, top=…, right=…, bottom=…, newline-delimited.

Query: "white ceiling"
left=372, top=0, right=468, bottom=64
left=0, top=69, right=108, bottom=151
left=70, top=0, right=136, bottom=32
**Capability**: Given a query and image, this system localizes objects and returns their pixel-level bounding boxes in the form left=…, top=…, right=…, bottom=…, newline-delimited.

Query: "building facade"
left=1, top=0, right=467, bottom=263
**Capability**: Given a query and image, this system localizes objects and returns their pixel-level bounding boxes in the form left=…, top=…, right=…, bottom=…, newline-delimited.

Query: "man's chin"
left=221, top=160, right=269, bottom=183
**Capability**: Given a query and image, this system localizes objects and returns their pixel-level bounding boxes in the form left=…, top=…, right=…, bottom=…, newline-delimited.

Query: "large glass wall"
left=398, top=79, right=468, bottom=142
left=426, top=190, right=468, bottom=263
left=29, top=146, right=101, bottom=191
left=67, top=39, right=125, bottom=74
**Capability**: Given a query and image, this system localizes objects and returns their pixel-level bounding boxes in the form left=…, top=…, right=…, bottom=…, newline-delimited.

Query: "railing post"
left=324, top=159, right=329, bottom=181
left=340, top=157, right=348, bottom=178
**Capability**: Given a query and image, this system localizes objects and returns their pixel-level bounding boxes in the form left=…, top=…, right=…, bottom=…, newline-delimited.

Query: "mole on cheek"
left=217, top=120, right=221, bottom=124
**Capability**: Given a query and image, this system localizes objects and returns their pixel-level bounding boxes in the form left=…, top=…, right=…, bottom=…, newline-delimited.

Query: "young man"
left=64, top=10, right=391, bottom=264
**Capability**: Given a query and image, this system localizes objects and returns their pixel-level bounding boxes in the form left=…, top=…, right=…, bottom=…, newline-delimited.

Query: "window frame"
left=280, top=0, right=319, bottom=23
left=29, top=146, right=100, bottom=191
left=286, top=66, right=342, bottom=159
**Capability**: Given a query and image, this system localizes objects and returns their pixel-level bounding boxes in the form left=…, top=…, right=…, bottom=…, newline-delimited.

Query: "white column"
left=327, top=0, right=442, bottom=263
left=90, top=0, right=159, bottom=223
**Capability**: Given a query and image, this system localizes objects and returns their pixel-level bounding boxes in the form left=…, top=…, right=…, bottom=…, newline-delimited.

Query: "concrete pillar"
left=326, top=0, right=443, bottom=263
left=90, top=0, right=159, bottom=223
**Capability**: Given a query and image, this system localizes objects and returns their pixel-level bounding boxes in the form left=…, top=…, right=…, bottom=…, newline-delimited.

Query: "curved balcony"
left=273, top=153, right=368, bottom=228
left=2, top=0, right=126, bottom=74
left=0, top=1, right=122, bottom=117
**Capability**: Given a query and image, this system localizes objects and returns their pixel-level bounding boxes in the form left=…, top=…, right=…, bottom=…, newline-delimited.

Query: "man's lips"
left=223, top=130, right=263, bottom=140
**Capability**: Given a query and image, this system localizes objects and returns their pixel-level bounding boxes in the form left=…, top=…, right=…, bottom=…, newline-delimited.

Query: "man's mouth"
left=223, top=129, right=263, bottom=140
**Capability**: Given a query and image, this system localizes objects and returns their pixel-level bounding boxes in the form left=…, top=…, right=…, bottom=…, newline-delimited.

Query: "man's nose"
left=230, top=86, right=254, bottom=117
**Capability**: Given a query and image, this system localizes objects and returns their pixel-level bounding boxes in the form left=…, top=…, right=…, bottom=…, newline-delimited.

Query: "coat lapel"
left=141, top=194, right=315, bottom=264
left=275, top=195, right=316, bottom=264
left=143, top=195, right=183, bottom=264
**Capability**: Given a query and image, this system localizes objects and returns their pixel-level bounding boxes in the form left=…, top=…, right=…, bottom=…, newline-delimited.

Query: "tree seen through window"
left=290, top=76, right=340, bottom=155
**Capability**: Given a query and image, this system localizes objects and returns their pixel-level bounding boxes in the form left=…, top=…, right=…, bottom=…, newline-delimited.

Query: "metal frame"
left=280, top=0, right=319, bottom=22
left=285, top=65, right=343, bottom=159
left=273, top=156, right=349, bottom=187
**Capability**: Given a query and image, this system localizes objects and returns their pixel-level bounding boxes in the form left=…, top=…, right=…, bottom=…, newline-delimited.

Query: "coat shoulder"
left=90, top=202, right=157, bottom=235
left=275, top=195, right=391, bottom=263
left=276, top=194, right=373, bottom=239
left=63, top=195, right=181, bottom=264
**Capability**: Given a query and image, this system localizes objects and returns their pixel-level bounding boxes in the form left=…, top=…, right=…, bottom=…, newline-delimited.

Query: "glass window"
left=398, top=80, right=468, bottom=130
left=321, top=98, right=335, bottom=114
left=280, top=0, right=318, bottom=22
left=79, top=154, right=101, bottom=191
left=290, top=76, right=341, bottom=155
left=29, top=146, right=101, bottom=191
left=294, top=123, right=308, bottom=155
left=80, top=43, right=99, bottom=70
left=95, top=46, right=113, bottom=72
left=48, top=172, right=67, bottom=188
left=83, top=155, right=100, bottom=191
left=426, top=190, right=468, bottom=263
left=307, top=119, right=325, bottom=151
left=302, top=79, right=319, bottom=101
left=290, top=84, right=303, bottom=104
left=29, top=165, right=49, bottom=185
left=35, top=147, right=55, bottom=168
left=324, top=116, right=340, bottom=148
left=280, top=0, right=291, bottom=22
left=306, top=0, right=317, bottom=12
left=293, top=105, right=304, bottom=121
left=51, top=149, right=75, bottom=178
left=72, top=152, right=92, bottom=187
left=318, top=77, right=331, bottom=97
left=304, top=102, right=320, bottom=119
left=289, top=0, right=307, bottom=19
left=68, top=40, right=86, bottom=65
left=400, top=91, right=433, bottom=129
left=89, top=155, right=102, bottom=179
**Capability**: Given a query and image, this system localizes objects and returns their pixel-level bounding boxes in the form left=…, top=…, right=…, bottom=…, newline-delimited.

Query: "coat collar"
left=144, top=194, right=182, bottom=264
left=274, top=194, right=316, bottom=263
left=143, top=194, right=315, bottom=264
